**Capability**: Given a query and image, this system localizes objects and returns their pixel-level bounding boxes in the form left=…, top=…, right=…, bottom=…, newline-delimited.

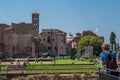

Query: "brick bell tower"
left=32, top=12, right=39, bottom=34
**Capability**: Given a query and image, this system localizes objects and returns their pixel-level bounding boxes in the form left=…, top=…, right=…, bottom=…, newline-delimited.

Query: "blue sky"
left=0, top=0, right=120, bottom=43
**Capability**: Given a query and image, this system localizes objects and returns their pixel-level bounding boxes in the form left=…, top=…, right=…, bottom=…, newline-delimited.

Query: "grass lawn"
left=0, top=59, right=98, bottom=74
left=0, top=65, right=9, bottom=74
left=26, top=64, right=97, bottom=74
left=55, top=59, right=93, bottom=64
left=26, top=59, right=97, bottom=74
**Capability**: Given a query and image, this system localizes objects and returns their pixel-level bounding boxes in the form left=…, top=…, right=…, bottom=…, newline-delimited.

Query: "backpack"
left=106, top=52, right=118, bottom=70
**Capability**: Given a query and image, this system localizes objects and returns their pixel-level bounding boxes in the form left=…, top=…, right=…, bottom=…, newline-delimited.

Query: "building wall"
left=0, top=24, right=11, bottom=43
left=12, top=22, right=34, bottom=35
left=12, top=34, right=32, bottom=54
left=58, top=33, right=66, bottom=55
left=3, top=28, right=13, bottom=57
left=82, top=30, right=104, bottom=42
left=0, top=13, right=39, bottom=58
left=0, top=25, right=13, bottom=58
left=0, top=23, right=35, bottom=58
left=12, top=23, right=34, bottom=57
left=41, top=29, right=67, bottom=56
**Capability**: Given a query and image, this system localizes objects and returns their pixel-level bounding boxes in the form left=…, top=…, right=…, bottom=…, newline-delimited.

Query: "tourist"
left=100, top=43, right=119, bottom=76
left=23, top=61, right=27, bottom=66
left=16, top=60, right=20, bottom=67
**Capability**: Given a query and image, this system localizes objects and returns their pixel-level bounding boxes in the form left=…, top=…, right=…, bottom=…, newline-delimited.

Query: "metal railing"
left=98, top=68, right=120, bottom=80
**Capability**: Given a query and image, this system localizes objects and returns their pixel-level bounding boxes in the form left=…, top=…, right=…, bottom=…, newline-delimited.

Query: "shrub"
left=54, top=71, right=60, bottom=78
left=14, top=76, right=26, bottom=80
left=0, top=76, right=5, bottom=80
left=89, top=59, right=93, bottom=62
left=84, top=71, right=91, bottom=75
left=27, top=76, right=34, bottom=80
left=74, top=73, right=81, bottom=79
left=1, top=59, right=14, bottom=62
left=83, top=57, right=89, bottom=60
left=34, top=74, right=47, bottom=79
left=28, top=58, right=53, bottom=62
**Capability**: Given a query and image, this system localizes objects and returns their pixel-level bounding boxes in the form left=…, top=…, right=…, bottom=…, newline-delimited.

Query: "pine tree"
left=110, top=32, right=116, bottom=44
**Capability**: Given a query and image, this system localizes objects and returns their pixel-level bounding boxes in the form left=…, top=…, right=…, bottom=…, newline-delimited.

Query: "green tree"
left=110, top=32, right=116, bottom=44
left=68, top=48, right=77, bottom=59
left=78, top=36, right=102, bottom=56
